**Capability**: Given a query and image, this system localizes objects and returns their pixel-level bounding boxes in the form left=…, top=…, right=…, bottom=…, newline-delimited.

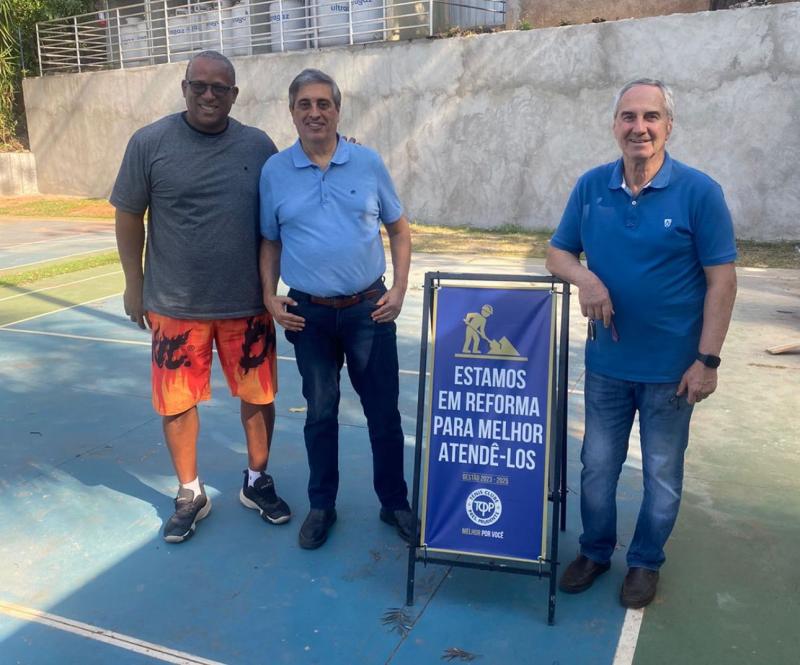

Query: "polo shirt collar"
left=290, top=134, right=351, bottom=168
left=330, top=135, right=351, bottom=165
left=608, top=152, right=674, bottom=191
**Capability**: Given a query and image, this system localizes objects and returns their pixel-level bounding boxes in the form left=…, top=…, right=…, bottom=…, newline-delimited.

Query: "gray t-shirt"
left=110, top=113, right=277, bottom=319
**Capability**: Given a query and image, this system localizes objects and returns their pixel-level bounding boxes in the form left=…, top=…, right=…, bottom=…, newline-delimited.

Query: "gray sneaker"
left=163, top=485, right=211, bottom=543
left=240, top=471, right=291, bottom=524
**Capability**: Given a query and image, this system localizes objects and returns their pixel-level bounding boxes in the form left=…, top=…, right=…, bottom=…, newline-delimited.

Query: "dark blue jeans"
left=285, top=281, right=410, bottom=511
left=580, top=371, right=694, bottom=570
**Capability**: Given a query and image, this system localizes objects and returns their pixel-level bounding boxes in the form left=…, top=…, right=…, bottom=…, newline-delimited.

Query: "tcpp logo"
left=664, top=218, right=673, bottom=228
left=466, top=488, right=502, bottom=526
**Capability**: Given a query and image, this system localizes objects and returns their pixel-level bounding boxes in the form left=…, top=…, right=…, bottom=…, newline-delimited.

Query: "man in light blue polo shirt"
left=546, top=79, right=737, bottom=608
left=259, top=68, right=414, bottom=550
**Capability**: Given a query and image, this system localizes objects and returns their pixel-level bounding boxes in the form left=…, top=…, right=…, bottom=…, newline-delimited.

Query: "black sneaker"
left=240, top=471, right=291, bottom=524
left=298, top=508, right=337, bottom=549
left=163, top=485, right=211, bottom=543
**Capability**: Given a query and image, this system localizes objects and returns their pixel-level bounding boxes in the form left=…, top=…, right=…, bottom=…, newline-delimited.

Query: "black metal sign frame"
left=405, top=272, right=570, bottom=625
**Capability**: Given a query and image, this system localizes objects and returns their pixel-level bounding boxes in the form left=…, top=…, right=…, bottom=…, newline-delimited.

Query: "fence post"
left=73, top=16, right=82, bottom=72
left=17, top=26, right=25, bottom=71
left=218, top=0, right=224, bottom=52
left=279, top=0, right=285, bottom=52
left=428, top=0, right=433, bottom=36
left=164, top=0, right=172, bottom=63
left=35, top=23, right=43, bottom=77
left=348, top=0, right=353, bottom=45
left=116, top=9, right=124, bottom=69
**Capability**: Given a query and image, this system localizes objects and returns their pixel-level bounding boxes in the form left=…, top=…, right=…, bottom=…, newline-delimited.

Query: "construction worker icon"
left=462, top=304, right=494, bottom=354
left=458, top=304, right=526, bottom=361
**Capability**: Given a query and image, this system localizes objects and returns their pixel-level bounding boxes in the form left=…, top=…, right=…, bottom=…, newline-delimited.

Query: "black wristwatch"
left=696, top=352, right=721, bottom=369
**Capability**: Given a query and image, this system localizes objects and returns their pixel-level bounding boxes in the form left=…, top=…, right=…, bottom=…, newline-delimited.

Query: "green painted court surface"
left=1, top=217, right=798, bottom=664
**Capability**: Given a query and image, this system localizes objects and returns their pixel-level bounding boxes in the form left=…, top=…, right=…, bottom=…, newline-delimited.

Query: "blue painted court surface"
left=0, top=219, right=116, bottom=270
left=2, top=234, right=798, bottom=664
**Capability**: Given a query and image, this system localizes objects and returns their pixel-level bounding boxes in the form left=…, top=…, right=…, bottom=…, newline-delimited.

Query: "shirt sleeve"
left=692, top=181, right=737, bottom=266
left=373, top=152, right=404, bottom=224
left=259, top=161, right=280, bottom=241
left=549, top=178, right=585, bottom=255
left=109, top=132, right=150, bottom=214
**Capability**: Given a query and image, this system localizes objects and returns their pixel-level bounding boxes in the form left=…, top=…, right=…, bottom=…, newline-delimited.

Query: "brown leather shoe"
left=620, top=567, right=659, bottom=608
left=559, top=554, right=611, bottom=593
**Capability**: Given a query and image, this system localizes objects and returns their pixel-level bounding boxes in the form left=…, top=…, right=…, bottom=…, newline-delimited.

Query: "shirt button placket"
left=319, top=169, right=327, bottom=205
left=626, top=197, right=638, bottom=228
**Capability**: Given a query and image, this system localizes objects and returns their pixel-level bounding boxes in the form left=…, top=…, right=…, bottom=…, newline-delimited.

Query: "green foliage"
left=517, top=19, right=532, bottom=31
left=0, top=0, right=18, bottom=146
left=0, top=0, right=94, bottom=149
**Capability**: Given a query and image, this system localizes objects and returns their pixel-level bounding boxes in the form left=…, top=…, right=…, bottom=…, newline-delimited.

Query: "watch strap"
left=697, top=352, right=721, bottom=369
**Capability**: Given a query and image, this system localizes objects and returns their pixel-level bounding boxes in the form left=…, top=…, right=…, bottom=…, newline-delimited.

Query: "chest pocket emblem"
left=664, top=218, right=673, bottom=228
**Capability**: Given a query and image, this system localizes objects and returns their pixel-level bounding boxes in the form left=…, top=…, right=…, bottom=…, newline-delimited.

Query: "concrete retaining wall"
left=0, top=153, right=38, bottom=195
left=22, top=3, right=800, bottom=240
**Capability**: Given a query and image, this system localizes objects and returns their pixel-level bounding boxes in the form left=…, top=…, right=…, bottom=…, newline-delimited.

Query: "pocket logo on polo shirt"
left=664, top=218, right=673, bottom=228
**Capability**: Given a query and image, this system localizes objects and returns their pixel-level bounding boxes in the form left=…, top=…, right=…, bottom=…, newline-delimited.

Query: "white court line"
left=0, top=270, right=123, bottom=302
left=0, top=326, right=423, bottom=376
left=1, top=246, right=117, bottom=271
left=0, top=327, right=151, bottom=346
left=0, top=600, right=227, bottom=665
left=0, top=293, right=122, bottom=328
left=612, top=608, right=644, bottom=665
left=0, top=231, right=112, bottom=250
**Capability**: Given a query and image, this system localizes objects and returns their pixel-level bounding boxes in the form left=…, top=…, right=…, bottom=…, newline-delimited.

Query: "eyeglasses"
left=184, top=80, right=235, bottom=96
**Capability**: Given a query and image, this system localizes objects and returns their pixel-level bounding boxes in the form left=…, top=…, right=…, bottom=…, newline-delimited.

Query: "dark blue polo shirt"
left=551, top=153, right=737, bottom=382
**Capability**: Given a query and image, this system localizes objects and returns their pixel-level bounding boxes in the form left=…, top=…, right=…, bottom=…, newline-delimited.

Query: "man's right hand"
left=123, top=283, right=149, bottom=329
left=265, top=294, right=305, bottom=331
left=577, top=272, right=614, bottom=328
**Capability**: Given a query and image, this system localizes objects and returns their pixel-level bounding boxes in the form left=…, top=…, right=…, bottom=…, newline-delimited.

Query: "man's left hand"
left=371, top=286, right=405, bottom=323
left=676, top=361, right=718, bottom=405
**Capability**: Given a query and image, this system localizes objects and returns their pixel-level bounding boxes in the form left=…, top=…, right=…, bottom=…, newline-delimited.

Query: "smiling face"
left=181, top=57, right=238, bottom=133
left=613, top=84, right=673, bottom=167
left=290, top=82, right=340, bottom=148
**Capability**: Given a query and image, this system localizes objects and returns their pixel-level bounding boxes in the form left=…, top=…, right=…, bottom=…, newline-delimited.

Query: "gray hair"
left=289, top=69, right=341, bottom=110
left=612, top=78, right=674, bottom=120
left=185, top=50, right=236, bottom=83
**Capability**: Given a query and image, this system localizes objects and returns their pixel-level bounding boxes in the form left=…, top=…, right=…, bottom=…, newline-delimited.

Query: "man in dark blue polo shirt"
left=259, top=68, right=414, bottom=550
left=546, top=78, right=737, bottom=608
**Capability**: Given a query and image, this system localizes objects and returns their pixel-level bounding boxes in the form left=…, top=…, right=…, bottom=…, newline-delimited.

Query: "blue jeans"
left=285, top=281, right=409, bottom=511
left=579, top=371, right=694, bottom=570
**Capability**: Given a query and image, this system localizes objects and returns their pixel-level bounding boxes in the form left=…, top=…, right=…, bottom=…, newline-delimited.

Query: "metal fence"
left=34, top=0, right=506, bottom=75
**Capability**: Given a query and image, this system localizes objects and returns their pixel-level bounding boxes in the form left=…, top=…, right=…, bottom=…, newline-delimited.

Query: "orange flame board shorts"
left=148, top=312, right=277, bottom=416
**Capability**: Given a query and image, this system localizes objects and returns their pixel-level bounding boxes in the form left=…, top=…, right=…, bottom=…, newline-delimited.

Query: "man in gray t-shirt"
left=110, top=51, right=290, bottom=543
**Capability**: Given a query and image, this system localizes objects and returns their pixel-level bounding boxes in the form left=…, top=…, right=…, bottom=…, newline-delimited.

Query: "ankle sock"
left=181, top=477, right=202, bottom=500
left=248, top=468, right=265, bottom=487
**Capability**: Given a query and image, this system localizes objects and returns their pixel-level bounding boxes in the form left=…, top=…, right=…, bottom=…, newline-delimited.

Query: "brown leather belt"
left=309, top=288, right=382, bottom=309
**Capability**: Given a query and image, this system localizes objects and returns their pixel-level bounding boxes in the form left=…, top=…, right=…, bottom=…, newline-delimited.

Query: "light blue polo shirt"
left=551, top=153, right=737, bottom=383
left=259, top=136, right=403, bottom=297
